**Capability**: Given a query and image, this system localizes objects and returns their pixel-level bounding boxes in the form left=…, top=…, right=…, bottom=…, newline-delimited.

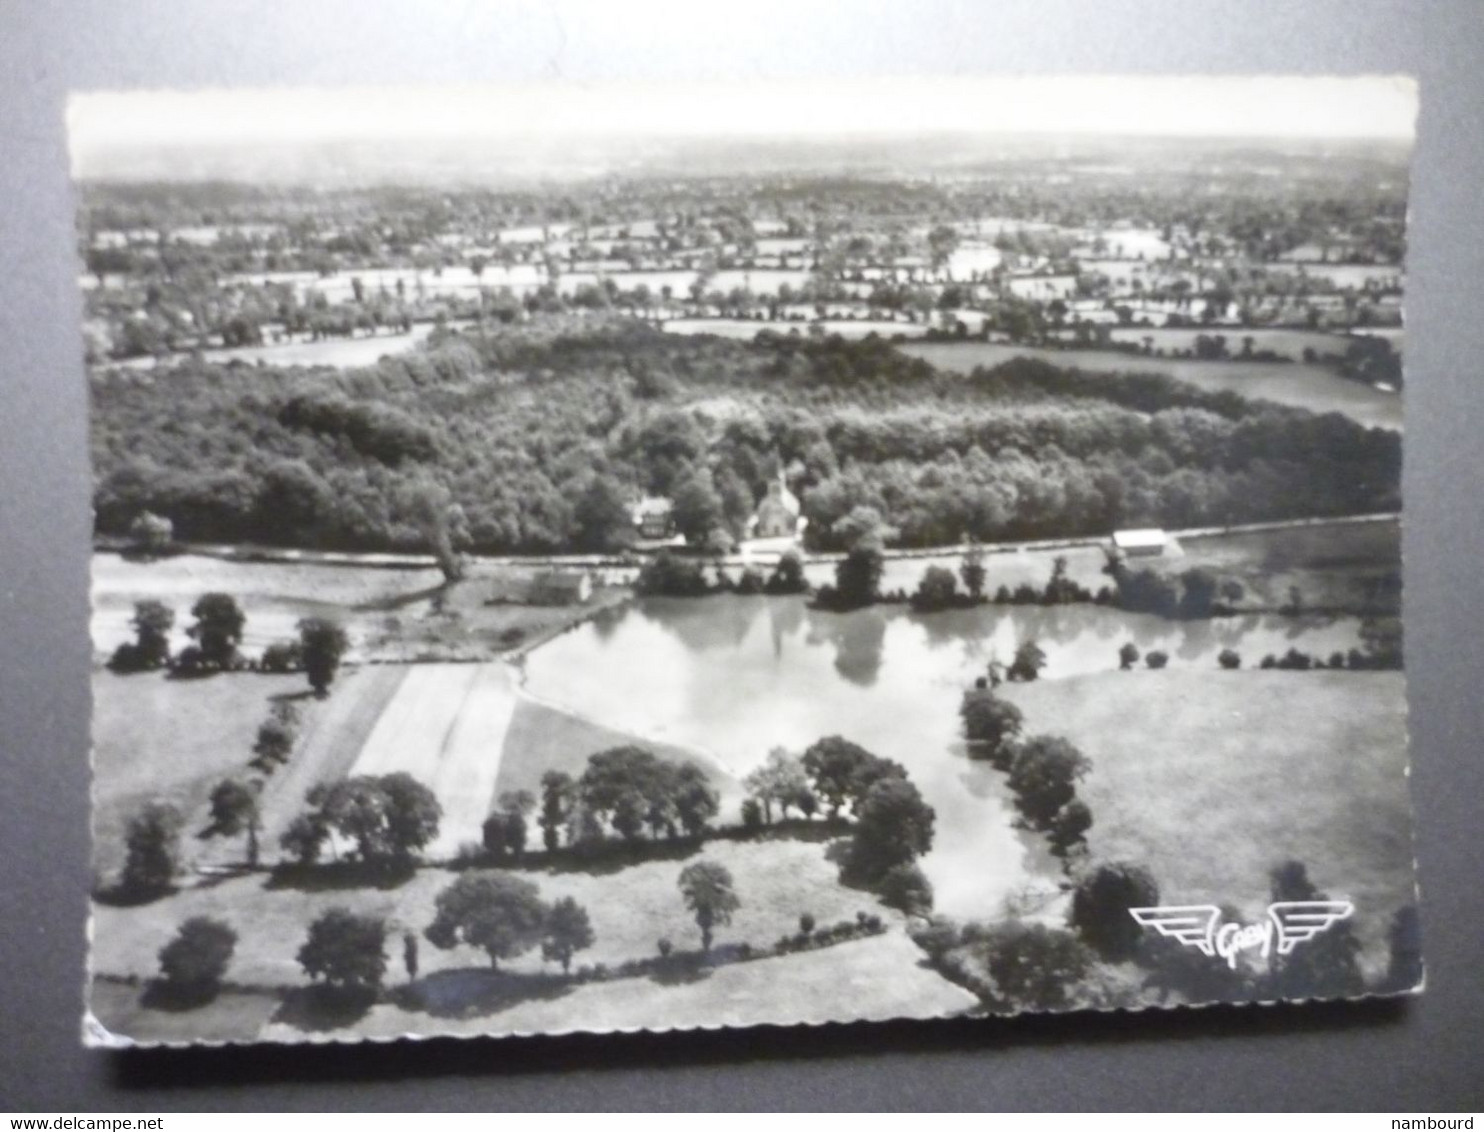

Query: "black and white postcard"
left=76, top=75, right=1420, bottom=1046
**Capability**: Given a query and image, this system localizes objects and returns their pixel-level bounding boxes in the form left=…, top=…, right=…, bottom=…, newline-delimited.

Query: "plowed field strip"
left=343, top=663, right=517, bottom=859
left=349, top=664, right=482, bottom=778
left=426, top=664, right=517, bottom=857
left=253, top=664, right=410, bottom=853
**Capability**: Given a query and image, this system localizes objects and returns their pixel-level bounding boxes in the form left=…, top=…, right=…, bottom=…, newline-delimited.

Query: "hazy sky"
left=70, top=74, right=1417, bottom=175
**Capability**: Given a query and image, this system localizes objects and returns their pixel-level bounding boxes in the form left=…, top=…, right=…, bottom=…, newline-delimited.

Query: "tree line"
left=92, top=321, right=1400, bottom=558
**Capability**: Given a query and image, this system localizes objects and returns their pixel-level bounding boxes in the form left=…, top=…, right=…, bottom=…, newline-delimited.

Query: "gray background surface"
left=2, top=0, right=1481, bottom=1111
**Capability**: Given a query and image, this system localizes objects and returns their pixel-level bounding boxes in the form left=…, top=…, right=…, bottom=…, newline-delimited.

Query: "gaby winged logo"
left=1129, top=902, right=1355, bottom=969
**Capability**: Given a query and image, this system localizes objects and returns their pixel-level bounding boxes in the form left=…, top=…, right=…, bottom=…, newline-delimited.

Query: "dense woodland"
left=91, top=316, right=1401, bottom=555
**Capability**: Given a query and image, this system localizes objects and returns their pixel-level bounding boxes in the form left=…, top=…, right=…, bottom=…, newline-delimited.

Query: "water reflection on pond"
left=522, top=596, right=1362, bottom=918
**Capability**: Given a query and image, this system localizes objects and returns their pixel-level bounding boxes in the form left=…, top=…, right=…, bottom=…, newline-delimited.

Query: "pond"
left=521, top=595, right=1364, bottom=918
left=900, top=341, right=1403, bottom=431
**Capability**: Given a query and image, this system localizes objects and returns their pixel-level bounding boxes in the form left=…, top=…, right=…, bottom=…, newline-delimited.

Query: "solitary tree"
left=425, top=871, right=547, bottom=970
left=678, top=860, right=740, bottom=954
left=878, top=862, right=935, bottom=916
left=1047, top=798, right=1093, bottom=858
left=978, top=923, right=1095, bottom=1012
left=298, top=908, right=387, bottom=999
left=670, top=466, right=727, bottom=549
left=1070, top=861, right=1160, bottom=961
left=483, top=790, right=534, bottom=860
left=251, top=715, right=295, bottom=768
left=911, top=565, right=959, bottom=611
left=541, top=895, right=596, bottom=974
left=959, top=689, right=1024, bottom=766
left=298, top=618, right=349, bottom=696
left=959, top=544, right=987, bottom=600
left=128, top=510, right=174, bottom=556
left=671, top=762, right=720, bottom=837
left=206, top=778, right=262, bottom=867
left=187, top=593, right=245, bottom=669
left=766, top=549, right=807, bottom=595
left=846, top=777, right=936, bottom=885
left=280, top=813, right=328, bottom=865
left=539, top=771, right=574, bottom=852
left=1118, top=642, right=1140, bottom=671
left=1007, top=736, right=1091, bottom=830
left=131, top=600, right=174, bottom=667
left=801, top=735, right=877, bottom=817
left=397, top=476, right=467, bottom=583
left=1007, top=639, right=1048, bottom=682
left=835, top=543, right=885, bottom=608
left=121, top=802, right=184, bottom=897
left=307, top=773, right=441, bottom=865
left=1265, top=861, right=1364, bottom=999
left=157, top=916, right=237, bottom=1001
left=1382, top=905, right=1424, bottom=994
left=742, top=747, right=810, bottom=824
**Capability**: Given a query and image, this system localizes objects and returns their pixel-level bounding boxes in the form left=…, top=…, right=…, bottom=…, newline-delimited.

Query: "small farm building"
left=1112, top=529, right=1168, bottom=558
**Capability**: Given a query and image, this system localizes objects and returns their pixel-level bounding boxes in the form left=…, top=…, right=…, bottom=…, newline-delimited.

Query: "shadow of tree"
left=266, top=860, right=416, bottom=892
left=353, top=581, right=453, bottom=614
left=537, top=838, right=707, bottom=877
left=139, top=978, right=224, bottom=1013
left=646, top=957, right=716, bottom=987
left=91, top=882, right=179, bottom=908
left=267, top=689, right=318, bottom=704
left=271, top=985, right=377, bottom=1033
left=393, top=968, right=575, bottom=1020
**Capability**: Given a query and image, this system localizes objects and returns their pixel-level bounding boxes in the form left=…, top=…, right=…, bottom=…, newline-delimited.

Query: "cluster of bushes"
left=106, top=599, right=175, bottom=672
left=247, top=700, right=300, bottom=775
left=910, top=918, right=1097, bottom=1013
left=105, top=592, right=249, bottom=675
left=635, top=549, right=809, bottom=598
left=911, top=858, right=1396, bottom=1013
left=279, top=772, right=443, bottom=868
left=1257, top=618, right=1402, bottom=671
left=912, top=554, right=1111, bottom=615
left=993, top=556, right=1105, bottom=607
left=106, top=593, right=351, bottom=693
left=959, top=689, right=1091, bottom=859
left=774, top=910, right=886, bottom=954
left=530, top=747, right=721, bottom=857
left=1116, top=643, right=1173, bottom=670
left=1111, top=563, right=1243, bottom=619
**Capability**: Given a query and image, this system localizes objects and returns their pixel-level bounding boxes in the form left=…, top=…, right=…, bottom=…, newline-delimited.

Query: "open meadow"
left=89, top=829, right=974, bottom=1040
left=900, top=340, right=1403, bottom=431
left=1001, top=668, right=1413, bottom=978
left=92, top=668, right=307, bottom=879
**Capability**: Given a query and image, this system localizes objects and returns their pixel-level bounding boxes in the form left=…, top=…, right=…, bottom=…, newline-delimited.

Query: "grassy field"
left=91, top=833, right=890, bottom=987
left=262, top=930, right=976, bottom=1041
left=1178, top=520, right=1400, bottom=614
left=91, top=828, right=971, bottom=1041
left=1102, top=327, right=1358, bottom=362
left=1001, top=668, right=1413, bottom=978
left=89, top=978, right=280, bottom=1046
left=91, top=552, right=445, bottom=663
left=92, top=552, right=628, bottom=665
left=92, top=669, right=307, bottom=879
left=899, top=341, right=1402, bottom=431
